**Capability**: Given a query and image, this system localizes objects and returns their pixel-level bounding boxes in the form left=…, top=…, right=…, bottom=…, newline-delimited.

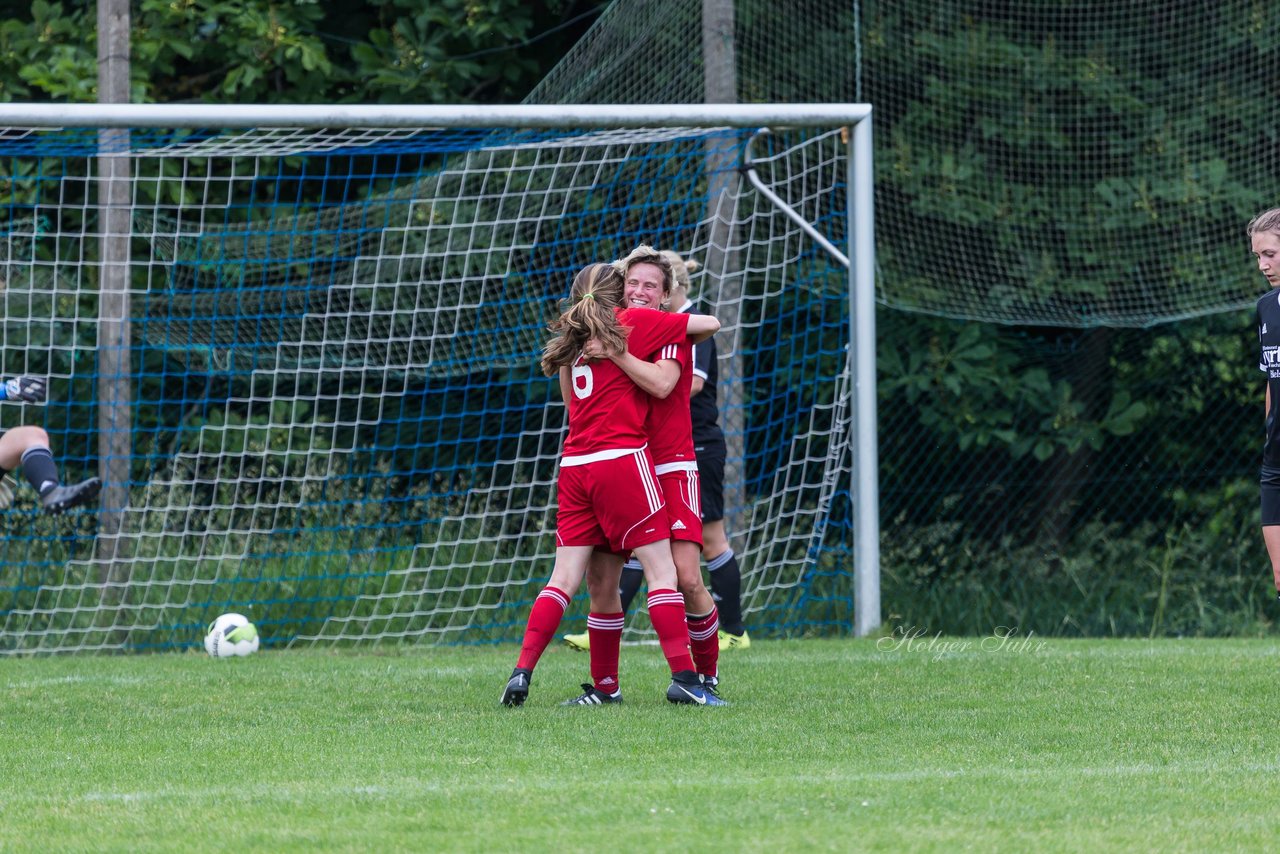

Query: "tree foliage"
left=0, top=0, right=609, bottom=104
left=685, top=1, right=1270, bottom=586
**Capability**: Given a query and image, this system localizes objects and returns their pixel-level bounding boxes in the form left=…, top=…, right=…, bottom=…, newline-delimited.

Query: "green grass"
left=3, top=637, right=1279, bottom=852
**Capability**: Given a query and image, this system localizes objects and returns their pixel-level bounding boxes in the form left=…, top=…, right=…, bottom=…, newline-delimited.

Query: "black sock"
left=707, top=549, right=745, bottom=634
left=618, top=563, right=645, bottom=614
left=20, top=447, right=59, bottom=495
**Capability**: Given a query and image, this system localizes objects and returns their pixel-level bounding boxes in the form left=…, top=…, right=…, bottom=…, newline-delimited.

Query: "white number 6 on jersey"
left=571, top=362, right=593, bottom=399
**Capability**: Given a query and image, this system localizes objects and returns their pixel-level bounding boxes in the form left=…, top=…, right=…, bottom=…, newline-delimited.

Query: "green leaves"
left=881, top=314, right=1163, bottom=462
left=1, top=0, right=595, bottom=105
left=0, top=1, right=95, bottom=100
left=868, top=1, right=1273, bottom=325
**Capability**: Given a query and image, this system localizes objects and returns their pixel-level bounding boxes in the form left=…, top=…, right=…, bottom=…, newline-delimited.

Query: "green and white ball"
left=204, top=612, right=260, bottom=658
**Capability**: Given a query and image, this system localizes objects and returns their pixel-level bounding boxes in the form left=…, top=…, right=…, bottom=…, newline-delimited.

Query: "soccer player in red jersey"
left=566, top=246, right=726, bottom=706
left=500, top=259, right=720, bottom=707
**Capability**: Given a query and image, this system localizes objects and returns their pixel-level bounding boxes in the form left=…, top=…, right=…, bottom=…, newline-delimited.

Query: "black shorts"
left=1262, top=464, right=1280, bottom=526
left=695, top=444, right=725, bottom=523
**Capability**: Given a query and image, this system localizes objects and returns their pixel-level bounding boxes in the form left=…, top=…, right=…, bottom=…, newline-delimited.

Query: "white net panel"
left=0, top=120, right=855, bottom=652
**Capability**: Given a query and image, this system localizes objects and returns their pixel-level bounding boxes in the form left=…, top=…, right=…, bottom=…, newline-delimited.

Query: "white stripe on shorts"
left=634, top=452, right=663, bottom=513
left=685, top=469, right=700, bottom=518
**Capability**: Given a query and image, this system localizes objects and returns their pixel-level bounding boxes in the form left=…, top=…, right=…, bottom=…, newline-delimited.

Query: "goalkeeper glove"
left=0, top=376, right=47, bottom=403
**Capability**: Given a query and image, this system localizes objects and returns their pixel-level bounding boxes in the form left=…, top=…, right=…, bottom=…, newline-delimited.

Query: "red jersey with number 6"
left=562, top=307, right=690, bottom=456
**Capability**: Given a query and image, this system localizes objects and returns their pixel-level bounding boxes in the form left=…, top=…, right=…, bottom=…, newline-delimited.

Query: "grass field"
left=3, top=636, right=1279, bottom=852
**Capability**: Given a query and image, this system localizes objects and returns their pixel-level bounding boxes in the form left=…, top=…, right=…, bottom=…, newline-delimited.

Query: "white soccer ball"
left=204, top=612, right=260, bottom=658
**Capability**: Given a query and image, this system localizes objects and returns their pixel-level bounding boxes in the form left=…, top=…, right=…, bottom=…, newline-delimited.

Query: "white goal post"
left=0, top=103, right=877, bottom=652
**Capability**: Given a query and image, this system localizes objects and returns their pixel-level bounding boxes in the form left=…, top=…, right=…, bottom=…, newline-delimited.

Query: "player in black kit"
left=1249, top=207, right=1280, bottom=600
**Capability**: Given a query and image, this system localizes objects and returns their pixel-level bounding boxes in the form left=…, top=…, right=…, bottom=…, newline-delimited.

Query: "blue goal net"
left=0, top=119, right=856, bottom=652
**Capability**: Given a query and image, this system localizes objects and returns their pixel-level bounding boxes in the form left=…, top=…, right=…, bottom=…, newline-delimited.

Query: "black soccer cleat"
left=666, top=669, right=728, bottom=706
left=501, top=667, right=532, bottom=707
left=41, top=478, right=101, bottom=515
left=560, top=683, right=623, bottom=706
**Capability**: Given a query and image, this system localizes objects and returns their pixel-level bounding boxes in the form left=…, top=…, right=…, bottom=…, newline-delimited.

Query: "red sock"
left=687, top=607, right=720, bottom=679
left=588, top=611, right=624, bottom=694
left=515, top=586, right=569, bottom=671
left=647, top=589, right=695, bottom=674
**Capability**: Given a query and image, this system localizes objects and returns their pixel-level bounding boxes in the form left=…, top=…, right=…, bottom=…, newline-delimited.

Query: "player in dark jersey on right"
left=1249, top=207, right=1280, bottom=601
left=500, top=260, right=721, bottom=707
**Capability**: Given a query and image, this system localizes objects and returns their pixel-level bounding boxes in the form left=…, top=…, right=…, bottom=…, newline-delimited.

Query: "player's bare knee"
left=0, top=426, right=50, bottom=470
left=675, top=570, right=706, bottom=597
left=1, top=424, right=50, bottom=448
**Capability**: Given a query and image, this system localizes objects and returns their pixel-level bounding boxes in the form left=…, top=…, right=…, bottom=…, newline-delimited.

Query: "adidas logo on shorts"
left=671, top=520, right=687, bottom=531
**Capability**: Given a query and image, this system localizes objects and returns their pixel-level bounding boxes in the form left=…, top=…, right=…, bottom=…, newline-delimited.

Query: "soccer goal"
left=0, top=103, right=875, bottom=653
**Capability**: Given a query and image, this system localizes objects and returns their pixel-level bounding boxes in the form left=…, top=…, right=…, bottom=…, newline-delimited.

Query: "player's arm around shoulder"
left=583, top=338, right=680, bottom=399
left=686, top=312, right=720, bottom=344
left=618, top=351, right=680, bottom=399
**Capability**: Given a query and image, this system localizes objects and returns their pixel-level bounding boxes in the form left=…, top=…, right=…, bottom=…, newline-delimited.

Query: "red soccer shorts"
left=556, top=447, right=670, bottom=553
left=655, top=462, right=703, bottom=546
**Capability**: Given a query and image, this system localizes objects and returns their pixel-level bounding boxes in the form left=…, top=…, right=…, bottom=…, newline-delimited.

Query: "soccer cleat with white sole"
left=41, top=478, right=101, bottom=515
left=666, top=670, right=728, bottom=706
left=562, top=631, right=590, bottom=652
left=501, top=667, right=532, bottom=707
left=560, top=683, right=622, bottom=705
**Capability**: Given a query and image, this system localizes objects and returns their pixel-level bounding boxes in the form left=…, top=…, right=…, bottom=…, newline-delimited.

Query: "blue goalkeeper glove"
left=0, top=376, right=47, bottom=403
